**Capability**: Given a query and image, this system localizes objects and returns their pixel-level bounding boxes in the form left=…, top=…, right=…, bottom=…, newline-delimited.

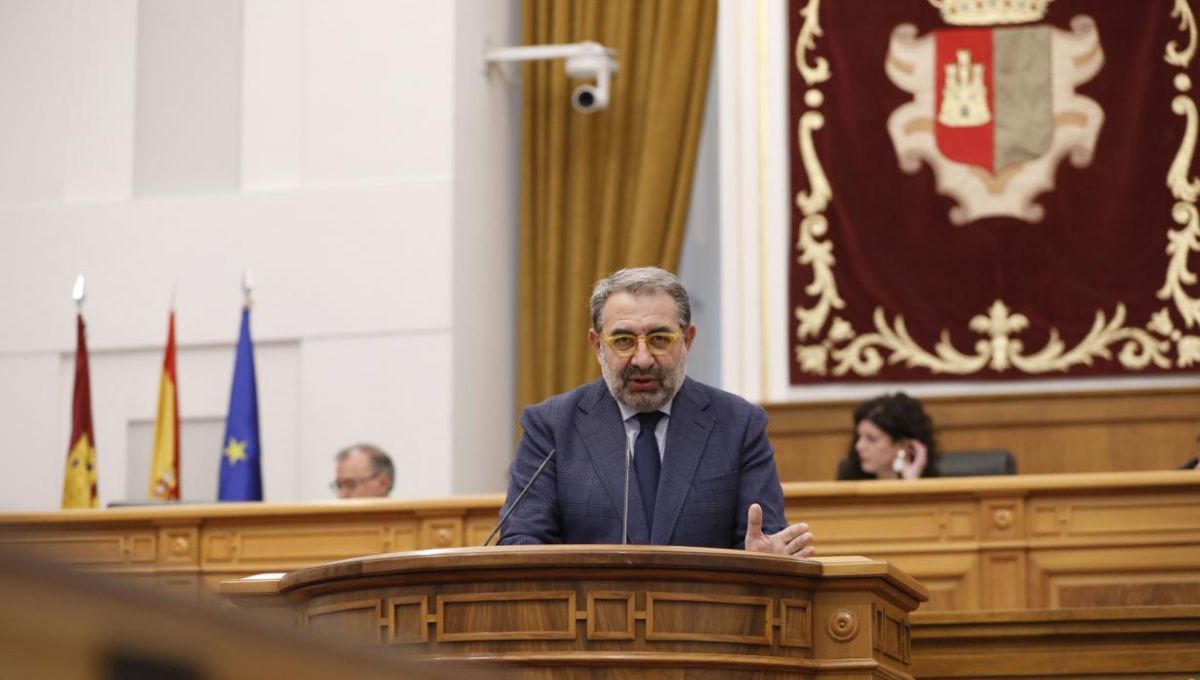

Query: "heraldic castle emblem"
left=886, top=0, right=1105, bottom=224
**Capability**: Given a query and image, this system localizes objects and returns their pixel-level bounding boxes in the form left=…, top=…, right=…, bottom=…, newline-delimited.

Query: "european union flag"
left=218, top=307, right=262, bottom=501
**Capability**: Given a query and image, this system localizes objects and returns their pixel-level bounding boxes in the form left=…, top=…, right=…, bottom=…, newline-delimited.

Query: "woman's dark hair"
left=836, top=392, right=940, bottom=480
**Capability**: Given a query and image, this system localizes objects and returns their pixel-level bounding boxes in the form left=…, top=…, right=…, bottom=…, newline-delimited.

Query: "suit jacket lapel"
left=576, top=380, right=651, bottom=544
left=652, top=378, right=714, bottom=545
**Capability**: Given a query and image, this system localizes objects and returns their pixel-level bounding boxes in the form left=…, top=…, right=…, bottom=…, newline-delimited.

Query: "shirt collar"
left=618, top=395, right=674, bottom=423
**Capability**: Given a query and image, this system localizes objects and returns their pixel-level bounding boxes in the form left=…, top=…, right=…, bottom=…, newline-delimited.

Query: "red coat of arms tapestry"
left=788, top=0, right=1200, bottom=383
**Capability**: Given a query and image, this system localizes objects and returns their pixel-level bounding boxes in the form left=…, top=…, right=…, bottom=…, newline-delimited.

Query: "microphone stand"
left=483, top=448, right=556, bottom=547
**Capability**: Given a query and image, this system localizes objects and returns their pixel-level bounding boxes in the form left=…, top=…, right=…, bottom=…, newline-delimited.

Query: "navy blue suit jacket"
left=498, top=377, right=789, bottom=548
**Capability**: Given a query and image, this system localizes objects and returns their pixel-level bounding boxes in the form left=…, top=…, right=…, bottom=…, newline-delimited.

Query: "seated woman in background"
left=1181, top=434, right=1200, bottom=470
left=837, top=392, right=940, bottom=480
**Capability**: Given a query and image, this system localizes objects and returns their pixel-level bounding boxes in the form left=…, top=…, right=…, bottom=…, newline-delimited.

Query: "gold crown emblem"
left=929, top=0, right=1052, bottom=26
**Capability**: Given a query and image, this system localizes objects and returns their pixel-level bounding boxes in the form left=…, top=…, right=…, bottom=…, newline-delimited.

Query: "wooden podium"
left=222, top=545, right=928, bottom=679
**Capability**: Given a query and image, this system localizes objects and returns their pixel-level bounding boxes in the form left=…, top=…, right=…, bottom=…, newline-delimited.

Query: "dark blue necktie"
left=634, top=411, right=664, bottom=532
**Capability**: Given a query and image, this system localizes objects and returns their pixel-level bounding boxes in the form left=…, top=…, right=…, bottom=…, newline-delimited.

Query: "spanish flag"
left=62, top=313, right=99, bottom=509
left=148, top=311, right=180, bottom=501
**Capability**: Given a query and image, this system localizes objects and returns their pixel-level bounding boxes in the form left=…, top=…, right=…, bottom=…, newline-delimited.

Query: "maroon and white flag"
left=788, top=0, right=1200, bottom=384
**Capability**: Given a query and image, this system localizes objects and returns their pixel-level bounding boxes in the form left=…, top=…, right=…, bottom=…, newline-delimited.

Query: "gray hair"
left=335, top=443, right=395, bottom=492
left=589, top=267, right=692, bottom=331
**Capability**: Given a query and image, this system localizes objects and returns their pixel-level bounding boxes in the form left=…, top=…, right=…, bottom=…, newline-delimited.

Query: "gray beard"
left=599, top=346, right=687, bottom=412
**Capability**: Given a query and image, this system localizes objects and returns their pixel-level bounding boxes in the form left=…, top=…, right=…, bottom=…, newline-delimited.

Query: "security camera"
left=571, top=85, right=602, bottom=113
left=564, top=47, right=616, bottom=113
left=484, top=41, right=619, bottom=114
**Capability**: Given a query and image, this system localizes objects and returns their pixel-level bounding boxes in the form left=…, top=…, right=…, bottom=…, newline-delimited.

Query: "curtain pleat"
left=517, top=0, right=717, bottom=412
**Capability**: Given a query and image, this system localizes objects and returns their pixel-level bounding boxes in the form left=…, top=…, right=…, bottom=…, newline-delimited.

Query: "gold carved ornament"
left=791, top=0, right=1200, bottom=378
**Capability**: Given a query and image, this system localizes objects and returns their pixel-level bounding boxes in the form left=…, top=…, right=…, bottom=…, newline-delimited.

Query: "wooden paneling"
left=779, top=599, right=813, bottom=648
left=1028, top=545, right=1200, bottom=610
left=388, top=596, right=430, bottom=645
left=783, top=472, right=1200, bottom=612
left=586, top=591, right=635, bottom=640
left=306, top=599, right=385, bottom=644
left=979, top=551, right=1024, bottom=610
left=240, top=546, right=924, bottom=679
left=420, top=517, right=463, bottom=549
left=912, top=606, right=1200, bottom=678
left=873, top=605, right=912, bottom=666
left=764, top=386, right=1200, bottom=482
left=646, top=593, right=774, bottom=644
left=0, top=529, right=158, bottom=565
left=437, top=591, right=577, bottom=641
left=2, top=472, right=1198, bottom=615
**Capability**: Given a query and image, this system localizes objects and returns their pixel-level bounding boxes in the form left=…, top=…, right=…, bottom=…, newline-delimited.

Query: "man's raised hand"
left=744, top=503, right=815, bottom=558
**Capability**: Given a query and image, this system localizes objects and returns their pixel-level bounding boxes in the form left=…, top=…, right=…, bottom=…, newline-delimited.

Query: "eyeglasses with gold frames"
left=602, top=331, right=683, bottom=357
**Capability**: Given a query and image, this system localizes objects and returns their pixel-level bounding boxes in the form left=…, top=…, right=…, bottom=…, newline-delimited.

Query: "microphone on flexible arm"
left=622, top=430, right=635, bottom=545
left=483, top=448, right=556, bottom=547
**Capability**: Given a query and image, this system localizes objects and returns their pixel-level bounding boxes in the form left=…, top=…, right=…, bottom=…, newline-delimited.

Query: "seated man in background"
left=837, top=392, right=941, bottom=480
left=332, top=443, right=394, bottom=498
left=498, top=267, right=814, bottom=558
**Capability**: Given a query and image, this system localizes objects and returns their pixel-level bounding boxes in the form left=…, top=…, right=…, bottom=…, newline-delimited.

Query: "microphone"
left=483, top=448, right=556, bottom=547
left=622, top=431, right=635, bottom=544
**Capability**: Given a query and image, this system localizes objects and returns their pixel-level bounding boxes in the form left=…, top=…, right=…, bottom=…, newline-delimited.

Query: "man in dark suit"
left=499, top=267, right=815, bottom=557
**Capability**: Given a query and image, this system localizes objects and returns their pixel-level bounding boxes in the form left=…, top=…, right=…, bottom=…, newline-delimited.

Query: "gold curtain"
left=518, top=0, right=717, bottom=411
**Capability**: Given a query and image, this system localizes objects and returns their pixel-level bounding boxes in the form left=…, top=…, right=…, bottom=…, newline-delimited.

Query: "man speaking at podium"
left=498, top=267, right=815, bottom=558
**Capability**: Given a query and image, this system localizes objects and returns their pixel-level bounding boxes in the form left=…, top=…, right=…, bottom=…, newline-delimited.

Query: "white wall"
left=451, top=0, right=522, bottom=494
left=0, top=0, right=521, bottom=511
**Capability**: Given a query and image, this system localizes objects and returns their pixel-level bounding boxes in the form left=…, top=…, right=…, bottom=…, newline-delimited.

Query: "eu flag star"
left=224, top=438, right=248, bottom=465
